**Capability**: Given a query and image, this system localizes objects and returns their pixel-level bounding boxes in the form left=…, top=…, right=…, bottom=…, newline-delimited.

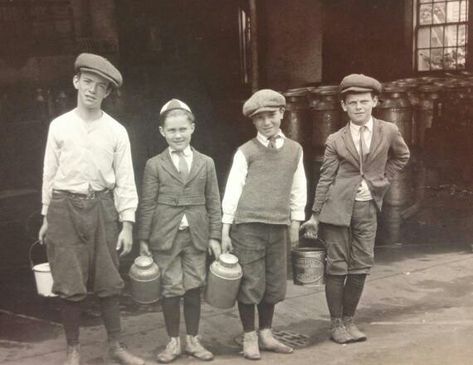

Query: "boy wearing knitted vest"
left=221, top=89, right=307, bottom=360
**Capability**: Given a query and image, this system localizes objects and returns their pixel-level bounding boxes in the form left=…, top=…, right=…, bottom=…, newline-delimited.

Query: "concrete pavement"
left=1, top=242, right=473, bottom=365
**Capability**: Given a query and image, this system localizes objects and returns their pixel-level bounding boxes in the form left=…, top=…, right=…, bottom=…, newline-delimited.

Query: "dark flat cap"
left=339, top=74, right=382, bottom=94
left=243, top=89, right=286, bottom=117
left=74, top=53, right=123, bottom=88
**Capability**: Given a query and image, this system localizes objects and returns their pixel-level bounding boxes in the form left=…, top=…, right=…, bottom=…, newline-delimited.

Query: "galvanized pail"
left=291, top=247, right=326, bottom=286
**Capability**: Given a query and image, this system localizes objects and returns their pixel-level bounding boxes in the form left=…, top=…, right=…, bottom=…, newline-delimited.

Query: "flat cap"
left=74, top=53, right=123, bottom=88
left=339, top=74, right=382, bottom=94
left=243, top=89, right=286, bottom=117
left=160, top=99, right=192, bottom=115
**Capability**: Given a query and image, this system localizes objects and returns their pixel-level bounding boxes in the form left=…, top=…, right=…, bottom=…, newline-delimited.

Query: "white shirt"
left=41, top=109, right=138, bottom=222
left=349, top=117, right=373, bottom=201
left=222, top=130, right=307, bottom=224
left=169, top=145, right=193, bottom=229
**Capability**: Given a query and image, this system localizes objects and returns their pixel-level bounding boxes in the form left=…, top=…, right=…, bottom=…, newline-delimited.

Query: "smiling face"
left=159, top=112, right=195, bottom=151
left=251, top=108, right=285, bottom=138
left=73, top=71, right=111, bottom=111
left=341, top=92, right=378, bottom=126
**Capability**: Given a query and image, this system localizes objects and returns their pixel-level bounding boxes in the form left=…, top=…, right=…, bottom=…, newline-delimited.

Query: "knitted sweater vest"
left=234, top=138, right=302, bottom=225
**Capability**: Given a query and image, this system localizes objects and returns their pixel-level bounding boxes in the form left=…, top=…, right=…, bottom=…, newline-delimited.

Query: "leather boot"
left=242, top=331, right=261, bottom=360
left=330, top=318, right=355, bottom=344
left=108, top=341, right=145, bottom=365
left=157, top=337, right=182, bottom=363
left=64, top=344, right=80, bottom=365
left=343, top=316, right=367, bottom=342
left=258, top=329, right=293, bottom=354
left=184, top=335, right=214, bottom=361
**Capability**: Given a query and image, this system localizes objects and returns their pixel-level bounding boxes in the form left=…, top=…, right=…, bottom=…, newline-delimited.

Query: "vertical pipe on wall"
left=249, top=0, right=258, bottom=92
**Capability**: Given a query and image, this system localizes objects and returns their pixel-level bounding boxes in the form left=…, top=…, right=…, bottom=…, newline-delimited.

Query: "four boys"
left=40, top=53, right=409, bottom=363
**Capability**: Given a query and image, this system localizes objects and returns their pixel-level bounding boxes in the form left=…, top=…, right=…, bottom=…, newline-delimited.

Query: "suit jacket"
left=137, top=147, right=222, bottom=251
left=312, top=118, right=410, bottom=227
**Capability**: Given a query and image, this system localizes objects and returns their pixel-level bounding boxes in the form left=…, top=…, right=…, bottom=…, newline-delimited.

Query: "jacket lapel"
left=365, top=118, right=383, bottom=166
left=341, top=124, right=360, bottom=167
left=159, top=148, right=184, bottom=183
left=187, top=149, right=205, bottom=184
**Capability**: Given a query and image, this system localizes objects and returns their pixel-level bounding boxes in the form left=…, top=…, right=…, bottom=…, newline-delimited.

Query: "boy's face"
left=252, top=108, right=285, bottom=138
left=341, top=92, right=378, bottom=126
left=73, top=71, right=111, bottom=111
left=159, top=114, right=195, bottom=151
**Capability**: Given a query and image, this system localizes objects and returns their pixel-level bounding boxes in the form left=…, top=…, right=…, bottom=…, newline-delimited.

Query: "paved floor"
left=1, top=242, right=473, bottom=365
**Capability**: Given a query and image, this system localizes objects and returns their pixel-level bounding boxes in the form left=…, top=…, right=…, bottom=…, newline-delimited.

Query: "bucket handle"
left=29, top=240, right=45, bottom=269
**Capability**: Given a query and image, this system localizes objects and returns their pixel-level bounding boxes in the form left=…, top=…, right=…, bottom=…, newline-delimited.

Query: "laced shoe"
left=330, top=318, right=355, bottom=344
left=184, top=335, right=214, bottom=361
left=242, top=331, right=261, bottom=360
left=258, top=329, right=293, bottom=354
left=64, top=344, right=80, bottom=365
left=108, top=341, right=145, bottom=365
left=343, top=316, right=367, bottom=342
left=157, top=337, right=182, bottom=364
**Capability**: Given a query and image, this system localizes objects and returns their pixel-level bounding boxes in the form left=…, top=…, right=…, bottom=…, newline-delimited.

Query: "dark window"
left=415, top=0, right=468, bottom=71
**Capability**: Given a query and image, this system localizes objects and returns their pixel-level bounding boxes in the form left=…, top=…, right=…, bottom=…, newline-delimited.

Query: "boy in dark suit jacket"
left=137, top=99, right=222, bottom=363
left=302, top=74, right=410, bottom=344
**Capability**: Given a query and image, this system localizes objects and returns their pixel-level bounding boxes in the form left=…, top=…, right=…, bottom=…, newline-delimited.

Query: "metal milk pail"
left=29, top=240, right=57, bottom=297
left=291, top=247, right=326, bottom=286
left=129, top=256, right=161, bottom=304
left=205, top=253, right=242, bottom=309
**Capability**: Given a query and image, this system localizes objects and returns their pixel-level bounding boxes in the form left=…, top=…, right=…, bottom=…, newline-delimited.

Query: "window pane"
left=433, top=2, right=446, bottom=23
left=456, top=46, right=466, bottom=68
left=444, top=47, right=457, bottom=68
left=447, top=1, right=460, bottom=22
left=418, top=27, right=431, bottom=47
left=460, top=1, right=468, bottom=21
left=420, top=0, right=431, bottom=3
left=418, top=50, right=431, bottom=71
left=445, top=24, right=458, bottom=46
left=431, top=48, right=443, bottom=69
left=420, top=4, right=433, bottom=24
left=459, top=24, right=467, bottom=45
left=431, top=26, right=444, bottom=46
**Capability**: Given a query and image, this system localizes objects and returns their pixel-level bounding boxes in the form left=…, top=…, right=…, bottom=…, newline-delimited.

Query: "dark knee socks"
left=61, top=299, right=83, bottom=345
left=257, top=302, right=275, bottom=329
left=162, top=296, right=181, bottom=338
left=238, top=302, right=256, bottom=332
left=183, top=288, right=201, bottom=336
left=99, top=296, right=122, bottom=342
left=343, top=274, right=367, bottom=317
left=325, top=275, right=346, bottom=318
left=238, top=302, right=275, bottom=332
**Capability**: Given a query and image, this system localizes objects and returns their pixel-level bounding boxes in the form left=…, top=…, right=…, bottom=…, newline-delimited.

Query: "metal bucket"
left=29, top=241, right=56, bottom=297
left=291, top=247, right=326, bottom=286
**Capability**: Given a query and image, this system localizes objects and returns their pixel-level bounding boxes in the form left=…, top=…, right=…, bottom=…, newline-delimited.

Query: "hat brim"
left=340, top=86, right=379, bottom=94
left=78, top=67, right=120, bottom=88
left=249, top=106, right=284, bottom=118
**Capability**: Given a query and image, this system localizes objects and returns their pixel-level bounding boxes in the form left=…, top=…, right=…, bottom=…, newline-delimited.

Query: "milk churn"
left=415, top=85, right=441, bottom=148
left=374, top=86, right=413, bottom=145
left=205, top=253, right=242, bottom=309
left=282, top=88, right=311, bottom=153
left=310, top=85, right=342, bottom=156
left=129, top=256, right=161, bottom=304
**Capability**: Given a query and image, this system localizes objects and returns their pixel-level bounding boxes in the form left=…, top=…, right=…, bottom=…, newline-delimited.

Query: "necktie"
left=174, top=151, right=189, bottom=181
left=359, top=125, right=368, bottom=174
left=268, top=135, right=280, bottom=149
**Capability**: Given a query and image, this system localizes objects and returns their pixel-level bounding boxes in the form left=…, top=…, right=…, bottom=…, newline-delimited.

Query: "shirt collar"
left=256, top=130, right=285, bottom=145
left=350, top=117, right=373, bottom=133
left=169, top=145, right=192, bottom=157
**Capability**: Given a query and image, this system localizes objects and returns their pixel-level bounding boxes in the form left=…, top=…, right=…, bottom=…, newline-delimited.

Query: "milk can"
left=129, top=256, right=161, bottom=304
left=282, top=88, right=311, bottom=153
left=291, top=246, right=326, bottom=286
left=205, top=253, right=242, bottom=309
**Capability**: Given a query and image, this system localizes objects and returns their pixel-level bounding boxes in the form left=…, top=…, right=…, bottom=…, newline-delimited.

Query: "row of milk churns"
left=128, top=249, right=326, bottom=307
left=128, top=253, right=243, bottom=309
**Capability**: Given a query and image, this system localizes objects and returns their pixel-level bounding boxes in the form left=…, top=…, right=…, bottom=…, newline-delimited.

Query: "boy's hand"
left=300, top=214, right=319, bottom=240
left=208, top=239, right=222, bottom=259
left=117, top=221, right=133, bottom=257
left=38, top=216, right=48, bottom=245
left=139, top=240, right=152, bottom=257
left=289, top=221, right=301, bottom=248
